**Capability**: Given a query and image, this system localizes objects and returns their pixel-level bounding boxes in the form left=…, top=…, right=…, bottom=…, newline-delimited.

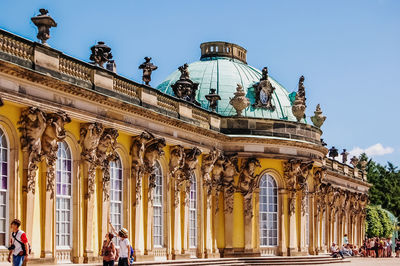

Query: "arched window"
left=259, top=174, right=278, bottom=246
left=110, top=157, right=123, bottom=245
left=56, top=141, right=72, bottom=248
left=189, top=174, right=197, bottom=248
left=0, top=128, right=8, bottom=246
left=153, top=162, right=163, bottom=247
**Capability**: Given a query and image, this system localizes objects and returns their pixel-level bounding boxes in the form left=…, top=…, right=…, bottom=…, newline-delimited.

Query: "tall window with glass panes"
left=56, top=141, right=72, bottom=248
left=153, top=162, right=163, bottom=247
left=259, top=174, right=278, bottom=246
left=189, top=174, right=197, bottom=248
left=110, top=157, right=123, bottom=246
left=0, top=128, right=7, bottom=246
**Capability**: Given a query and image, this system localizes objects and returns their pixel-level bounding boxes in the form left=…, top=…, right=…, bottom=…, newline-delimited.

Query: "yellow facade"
left=0, top=28, right=370, bottom=264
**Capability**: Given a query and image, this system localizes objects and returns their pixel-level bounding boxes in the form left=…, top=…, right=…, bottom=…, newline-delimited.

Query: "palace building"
left=0, top=10, right=370, bottom=264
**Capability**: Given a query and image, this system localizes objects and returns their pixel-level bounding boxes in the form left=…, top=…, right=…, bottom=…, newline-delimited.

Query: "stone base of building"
left=220, top=248, right=261, bottom=258
left=288, top=249, right=309, bottom=256
left=135, top=254, right=155, bottom=262
left=171, top=253, right=191, bottom=260
left=204, top=252, right=220, bottom=258
left=26, top=257, right=56, bottom=265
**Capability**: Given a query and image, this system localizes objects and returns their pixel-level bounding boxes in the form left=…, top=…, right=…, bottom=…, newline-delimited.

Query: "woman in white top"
left=109, top=220, right=131, bottom=266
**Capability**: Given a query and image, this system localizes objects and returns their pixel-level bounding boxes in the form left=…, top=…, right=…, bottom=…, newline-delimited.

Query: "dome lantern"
left=200, top=41, right=247, bottom=64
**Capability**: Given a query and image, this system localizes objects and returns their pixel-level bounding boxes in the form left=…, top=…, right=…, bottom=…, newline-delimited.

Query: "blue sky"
left=1, top=0, right=399, bottom=165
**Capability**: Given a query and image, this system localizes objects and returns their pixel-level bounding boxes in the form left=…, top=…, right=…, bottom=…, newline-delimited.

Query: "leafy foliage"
left=365, top=205, right=393, bottom=238
left=364, top=153, right=400, bottom=220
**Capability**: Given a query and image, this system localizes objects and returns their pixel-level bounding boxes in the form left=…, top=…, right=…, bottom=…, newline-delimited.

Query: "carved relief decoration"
left=130, top=131, right=165, bottom=204
left=283, top=159, right=313, bottom=215
left=238, top=157, right=261, bottom=218
left=18, top=108, right=70, bottom=196
left=97, top=128, right=119, bottom=201
left=182, top=147, right=202, bottom=205
left=220, top=153, right=238, bottom=214
left=79, top=122, right=104, bottom=199
left=169, top=145, right=185, bottom=208
left=143, top=136, right=166, bottom=205
left=42, top=112, right=71, bottom=199
left=201, top=147, right=221, bottom=207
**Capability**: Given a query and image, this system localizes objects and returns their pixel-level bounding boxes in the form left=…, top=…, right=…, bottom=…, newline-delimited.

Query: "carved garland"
left=201, top=147, right=221, bottom=208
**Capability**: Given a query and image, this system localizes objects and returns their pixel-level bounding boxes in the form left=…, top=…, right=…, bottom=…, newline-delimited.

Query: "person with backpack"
left=109, top=220, right=132, bottom=266
left=7, top=219, right=29, bottom=266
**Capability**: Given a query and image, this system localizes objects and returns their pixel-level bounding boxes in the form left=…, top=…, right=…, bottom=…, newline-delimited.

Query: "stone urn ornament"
left=291, top=75, right=307, bottom=122
left=205, top=88, right=221, bottom=112
left=90, top=41, right=113, bottom=68
left=310, top=104, right=326, bottom=128
left=229, top=84, right=249, bottom=117
left=31, top=9, right=57, bottom=45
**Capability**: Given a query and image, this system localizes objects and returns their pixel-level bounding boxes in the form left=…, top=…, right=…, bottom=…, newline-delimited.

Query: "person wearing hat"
left=109, top=220, right=131, bottom=266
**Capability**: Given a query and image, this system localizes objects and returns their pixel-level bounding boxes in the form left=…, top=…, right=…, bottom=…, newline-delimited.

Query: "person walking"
left=101, top=233, right=116, bottom=266
left=7, top=219, right=29, bottom=266
left=109, top=220, right=131, bottom=266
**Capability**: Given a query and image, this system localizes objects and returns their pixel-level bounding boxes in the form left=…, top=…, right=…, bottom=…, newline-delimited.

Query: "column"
left=171, top=181, right=183, bottom=259
left=82, top=161, right=95, bottom=263
left=204, top=189, right=212, bottom=257
left=223, top=188, right=234, bottom=256
left=144, top=175, right=154, bottom=258
left=309, top=194, right=315, bottom=255
left=42, top=160, right=55, bottom=260
left=181, top=188, right=190, bottom=257
left=134, top=174, right=145, bottom=259
left=278, top=189, right=287, bottom=256
left=211, top=191, right=219, bottom=256
left=288, top=193, right=297, bottom=255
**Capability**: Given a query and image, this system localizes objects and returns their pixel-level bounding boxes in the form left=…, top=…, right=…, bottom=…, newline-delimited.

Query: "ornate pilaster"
left=41, top=111, right=70, bottom=259
left=237, top=157, right=261, bottom=254
left=79, top=122, right=104, bottom=262
left=201, top=148, right=220, bottom=257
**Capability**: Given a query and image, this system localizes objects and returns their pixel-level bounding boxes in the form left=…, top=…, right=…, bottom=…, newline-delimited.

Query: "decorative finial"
left=229, top=84, right=250, bottom=117
left=252, top=67, right=276, bottom=111
left=291, top=75, right=307, bottom=122
left=310, top=104, right=326, bottom=128
left=30, top=9, right=57, bottom=45
left=340, top=149, right=349, bottom=164
left=90, top=41, right=113, bottom=68
left=171, top=64, right=200, bottom=106
left=328, top=146, right=338, bottom=160
left=138, top=57, right=158, bottom=85
left=350, top=156, right=359, bottom=168
left=205, top=88, right=221, bottom=112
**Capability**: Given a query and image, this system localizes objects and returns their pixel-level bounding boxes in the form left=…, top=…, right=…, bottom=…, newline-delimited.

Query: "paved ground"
left=344, top=257, right=400, bottom=266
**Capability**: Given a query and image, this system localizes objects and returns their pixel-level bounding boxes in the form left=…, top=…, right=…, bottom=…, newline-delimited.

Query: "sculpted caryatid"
left=97, top=128, right=119, bottom=201
left=182, top=147, right=202, bottom=204
left=79, top=122, right=104, bottom=199
left=252, top=67, right=276, bottom=111
left=143, top=137, right=166, bottom=204
left=130, top=131, right=156, bottom=203
left=138, top=57, right=158, bottom=85
left=201, top=147, right=221, bottom=202
left=42, top=112, right=71, bottom=199
left=169, top=145, right=185, bottom=207
left=238, top=157, right=261, bottom=217
left=221, top=153, right=238, bottom=214
left=18, top=107, right=47, bottom=194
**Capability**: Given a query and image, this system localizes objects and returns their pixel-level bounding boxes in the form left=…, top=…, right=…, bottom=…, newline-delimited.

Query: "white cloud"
left=349, top=143, right=394, bottom=158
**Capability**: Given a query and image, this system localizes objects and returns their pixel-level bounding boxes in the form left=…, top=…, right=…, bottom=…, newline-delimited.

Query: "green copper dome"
left=157, top=42, right=300, bottom=122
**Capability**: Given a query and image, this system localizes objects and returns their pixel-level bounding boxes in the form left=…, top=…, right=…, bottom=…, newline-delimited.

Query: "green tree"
left=365, top=205, right=382, bottom=237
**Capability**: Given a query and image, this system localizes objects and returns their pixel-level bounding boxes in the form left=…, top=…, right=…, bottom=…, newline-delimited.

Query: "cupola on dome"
left=157, top=41, right=300, bottom=122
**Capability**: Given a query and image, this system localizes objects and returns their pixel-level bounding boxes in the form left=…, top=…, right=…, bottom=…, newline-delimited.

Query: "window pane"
left=56, top=141, right=72, bottom=248
left=153, top=162, right=164, bottom=247
left=259, top=174, right=278, bottom=247
left=109, top=157, right=123, bottom=247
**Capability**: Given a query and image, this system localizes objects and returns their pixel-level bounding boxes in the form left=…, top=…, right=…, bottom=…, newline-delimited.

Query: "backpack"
left=12, top=231, right=31, bottom=256
left=130, top=246, right=134, bottom=263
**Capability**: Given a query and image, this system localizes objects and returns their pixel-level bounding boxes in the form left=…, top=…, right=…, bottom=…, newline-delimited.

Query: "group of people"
left=101, top=219, right=134, bottom=266
left=331, top=234, right=400, bottom=259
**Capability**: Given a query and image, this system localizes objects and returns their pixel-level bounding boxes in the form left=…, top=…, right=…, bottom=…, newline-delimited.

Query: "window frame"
left=0, top=127, right=9, bottom=248
left=55, top=141, right=73, bottom=249
left=153, top=161, right=163, bottom=248
left=188, top=173, right=197, bottom=249
left=110, top=156, right=123, bottom=247
left=259, top=173, right=278, bottom=247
